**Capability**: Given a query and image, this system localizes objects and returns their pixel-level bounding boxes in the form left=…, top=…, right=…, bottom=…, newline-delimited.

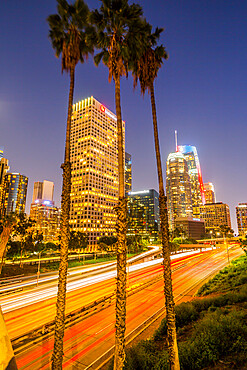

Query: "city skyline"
left=1, top=1, right=247, bottom=233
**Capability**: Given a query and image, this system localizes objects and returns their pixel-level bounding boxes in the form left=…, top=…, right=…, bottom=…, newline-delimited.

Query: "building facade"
left=2, top=173, right=28, bottom=215
left=236, top=203, right=247, bottom=237
left=32, top=180, right=54, bottom=203
left=127, top=189, right=160, bottom=236
left=30, top=180, right=59, bottom=242
left=125, top=152, right=132, bottom=196
left=178, top=145, right=205, bottom=217
left=0, top=158, right=9, bottom=216
left=70, top=96, right=123, bottom=247
left=166, top=152, right=193, bottom=231
left=204, top=182, right=216, bottom=204
left=30, top=200, right=60, bottom=242
left=175, top=217, right=205, bottom=240
left=199, top=202, right=231, bottom=232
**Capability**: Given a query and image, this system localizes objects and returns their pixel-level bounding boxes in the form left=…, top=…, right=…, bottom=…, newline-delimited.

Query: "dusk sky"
left=1, top=0, right=247, bottom=233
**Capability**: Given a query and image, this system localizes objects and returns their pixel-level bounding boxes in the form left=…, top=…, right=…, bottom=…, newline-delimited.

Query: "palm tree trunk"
left=52, top=66, right=74, bottom=370
left=150, top=83, right=180, bottom=370
left=113, top=75, right=128, bottom=370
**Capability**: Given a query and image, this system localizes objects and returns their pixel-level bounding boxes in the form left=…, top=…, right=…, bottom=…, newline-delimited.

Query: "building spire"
left=175, top=130, right=178, bottom=152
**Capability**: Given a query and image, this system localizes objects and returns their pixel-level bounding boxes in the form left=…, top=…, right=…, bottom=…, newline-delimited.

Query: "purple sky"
left=1, top=0, right=247, bottom=233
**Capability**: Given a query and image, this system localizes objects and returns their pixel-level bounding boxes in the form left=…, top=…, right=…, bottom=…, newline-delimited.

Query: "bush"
left=124, top=340, right=158, bottom=369
left=178, top=309, right=247, bottom=369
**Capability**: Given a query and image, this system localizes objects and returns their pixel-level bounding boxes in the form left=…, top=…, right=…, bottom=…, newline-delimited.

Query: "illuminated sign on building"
left=100, top=105, right=117, bottom=121
left=129, top=190, right=150, bottom=195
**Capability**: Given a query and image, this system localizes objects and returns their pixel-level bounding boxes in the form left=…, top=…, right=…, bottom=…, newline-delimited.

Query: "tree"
left=131, top=24, right=180, bottom=369
left=0, top=213, right=17, bottom=275
left=240, top=236, right=247, bottom=256
left=13, top=213, right=35, bottom=267
left=47, top=1, right=94, bottom=367
left=69, top=230, right=88, bottom=260
left=91, top=1, right=144, bottom=367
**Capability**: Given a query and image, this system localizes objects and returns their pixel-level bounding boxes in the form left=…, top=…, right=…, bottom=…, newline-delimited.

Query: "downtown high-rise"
left=1, top=173, right=28, bottom=215
left=166, top=152, right=193, bottom=231
left=70, top=96, right=124, bottom=248
left=236, top=203, right=247, bottom=237
left=30, top=180, right=60, bottom=242
left=178, top=145, right=205, bottom=217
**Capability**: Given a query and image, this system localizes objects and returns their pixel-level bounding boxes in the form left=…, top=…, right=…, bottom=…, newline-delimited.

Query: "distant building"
left=125, top=152, right=132, bottom=196
left=32, top=180, right=54, bottom=203
left=69, top=96, right=123, bottom=248
left=30, top=181, right=59, bottom=242
left=204, top=182, right=216, bottom=204
left=175, top=217, right=205, bottom=240
left=30, top=200, right=60, bottom=242
left=166, top=152, right=193, bottom=231
left=178, top=145, right=205, bottom=217
left=127, top=189, right=160, bottom=237
left=0, top=147, right=3, bottom=160
left=236, top=203, right=247, bottom=237
left=199, top=202, right=231, bottom=232
left=2, top=173, right=28, bottom=215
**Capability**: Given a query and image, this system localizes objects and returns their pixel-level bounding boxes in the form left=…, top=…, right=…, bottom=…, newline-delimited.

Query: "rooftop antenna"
left=175, top=130, right=178, bottom=152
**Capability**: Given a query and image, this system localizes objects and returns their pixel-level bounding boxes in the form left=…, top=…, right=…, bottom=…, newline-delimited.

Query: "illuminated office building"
left=2, top=173, right=28, bottom=215
left=0, top=157, right=10, bottom=216
left=0, top=147, right=3, bottom=160
left=127, top=189, right=160, bottom=236
left=236, top=203, right=247, bottom=237
left=30, top=201, right=60, bottom=242
left=166, top=152, right=193, bottom=231
left=178, top=145, right=205, bottom=217
left=199, top=202, right=231, bottom=232
left=30, top=180, right=58, bottom=242
left=70, top=96, right=124, bottom=248
left=204, top=182, right=216, bottom=204
left=125, top=152, right=132, bottom=196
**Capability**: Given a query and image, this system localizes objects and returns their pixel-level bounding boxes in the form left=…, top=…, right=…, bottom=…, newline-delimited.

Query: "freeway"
left=0, top=246, right=161, bottom=295
left=7, top=245, right=243, bottom=369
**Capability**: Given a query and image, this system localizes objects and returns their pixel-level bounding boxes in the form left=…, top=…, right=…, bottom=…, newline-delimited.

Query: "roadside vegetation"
left=120, top=255, right=247, bottom=369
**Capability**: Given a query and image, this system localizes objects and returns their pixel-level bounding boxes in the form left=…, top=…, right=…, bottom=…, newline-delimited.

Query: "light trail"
left=0, top=249, right=206, bottom=313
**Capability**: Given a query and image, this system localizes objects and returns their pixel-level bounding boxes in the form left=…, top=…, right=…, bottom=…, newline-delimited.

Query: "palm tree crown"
left=132, top=24, right=168, bottom=94
left=47, top=0, right=93, bottom=73
left=91, top=0, right=143, bottom=82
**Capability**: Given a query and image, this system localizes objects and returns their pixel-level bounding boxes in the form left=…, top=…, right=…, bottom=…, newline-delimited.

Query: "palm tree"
left=90, top=1, right=143, bottom=368
left=47, top=1, right=94, bottom=367
left=132, top=25, right=180, bottom=369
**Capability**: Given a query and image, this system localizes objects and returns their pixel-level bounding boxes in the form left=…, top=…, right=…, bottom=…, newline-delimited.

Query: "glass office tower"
left=166, top=152, right=193, bottom=231
left=178, top=145, right=205, bottom=217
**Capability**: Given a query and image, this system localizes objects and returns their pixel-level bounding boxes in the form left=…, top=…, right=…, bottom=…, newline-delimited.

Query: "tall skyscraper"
left=127, top=189, right=160, bottom=236
left=32, top=180, right=54, bottom=203
left=204, top=182, right=216, bottom=204
left=70, top=96, right=124, bottom=248
left=166, top=152, right=193, bottom=231
left=2, top=173, right=28, bottom=215
left=199, top=202, right=231, bottom=232
left=178, top=145, right=205, bottom=217
left=236, top=203, right=247, bottom=237
left=0, top=157, right=10, bottom=216
left=125, top=152, right=132, bottom=196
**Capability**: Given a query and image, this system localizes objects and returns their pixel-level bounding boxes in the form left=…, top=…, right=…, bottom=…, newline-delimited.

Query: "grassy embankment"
left=120, top=255, right=247, bottom=369
left=1, top=253, right=138, bottom=278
